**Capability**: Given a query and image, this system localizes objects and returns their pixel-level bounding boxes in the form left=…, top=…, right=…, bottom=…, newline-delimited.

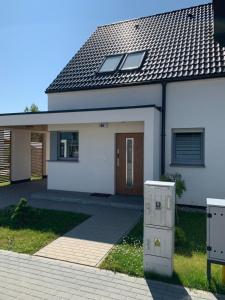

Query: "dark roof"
left=46, top=3, right=225, bottom=94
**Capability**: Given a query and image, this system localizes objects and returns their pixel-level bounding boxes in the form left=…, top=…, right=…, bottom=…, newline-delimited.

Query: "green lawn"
left=101, top=211, right=225, bottom=294
left=31, top=176, right=43, bottom=181
left=0, top=205, right=89, bottom=254
left=0, top=181, right=10, bottom=187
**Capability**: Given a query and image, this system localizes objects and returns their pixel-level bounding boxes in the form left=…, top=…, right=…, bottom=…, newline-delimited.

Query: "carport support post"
left=42, top=132, right=49, bottom=177
left=144, top=181, right=175, bottom=277
left=11, top=129, right=31, bottom=182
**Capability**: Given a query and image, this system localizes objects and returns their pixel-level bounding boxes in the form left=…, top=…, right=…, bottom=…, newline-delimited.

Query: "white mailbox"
left=206, top=198, right=225, bottom=281
left=144, top=181, right=175, bottom=277
left=144, top=181, right=175, bottom=228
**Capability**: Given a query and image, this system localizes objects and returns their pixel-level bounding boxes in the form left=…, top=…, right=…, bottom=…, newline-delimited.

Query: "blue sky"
left=0, top=0, right=211, bottom=113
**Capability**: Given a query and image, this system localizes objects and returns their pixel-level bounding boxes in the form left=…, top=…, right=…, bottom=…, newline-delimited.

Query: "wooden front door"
left=116, top=133, right=144, bottom=196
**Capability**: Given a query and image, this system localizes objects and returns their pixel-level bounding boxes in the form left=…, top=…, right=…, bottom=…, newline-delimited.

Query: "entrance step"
left=31, top=190, right=143, bottom=211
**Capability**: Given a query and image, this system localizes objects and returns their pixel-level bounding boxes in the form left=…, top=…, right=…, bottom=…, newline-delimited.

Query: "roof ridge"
left=97, top=2, right=212, bottom=28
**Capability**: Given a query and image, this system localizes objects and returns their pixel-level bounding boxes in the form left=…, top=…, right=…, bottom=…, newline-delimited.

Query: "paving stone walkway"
left=34, top=205, right=140, bottom=266
left=0, top=250, right=224, bottom=300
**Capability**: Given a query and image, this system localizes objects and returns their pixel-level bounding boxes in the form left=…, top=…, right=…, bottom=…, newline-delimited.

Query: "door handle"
left=117, top=148, right=119, bottom=167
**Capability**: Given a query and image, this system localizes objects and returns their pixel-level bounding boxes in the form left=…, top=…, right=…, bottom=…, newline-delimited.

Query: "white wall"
left=48, top=84, right=162, bottom=111
left=165, top=78, right=225, bottom=206
left=48, top=122, right=144, bottom=194
left=11, top=129, right=31, bottom=181
left=47, top=108, right=161, bottom=194
left=153, top=110, right=161, bottom=180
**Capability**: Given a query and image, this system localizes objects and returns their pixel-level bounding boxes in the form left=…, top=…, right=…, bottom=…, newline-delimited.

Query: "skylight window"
left=120, top=51, right=146, bottom=71
left=98, top=54, right=123, bottom=73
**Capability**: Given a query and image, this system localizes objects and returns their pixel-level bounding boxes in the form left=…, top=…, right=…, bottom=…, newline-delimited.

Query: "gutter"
left=161, top=82, right=167, bottom=175
left=46, top=73, right=225, bottom=94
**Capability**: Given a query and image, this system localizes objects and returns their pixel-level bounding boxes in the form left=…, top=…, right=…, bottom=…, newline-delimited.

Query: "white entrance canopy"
left=0, top=105, right=159, bottom=126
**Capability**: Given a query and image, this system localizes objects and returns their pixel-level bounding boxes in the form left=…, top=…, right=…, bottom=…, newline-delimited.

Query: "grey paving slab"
left=32, top=189, right=143, bottom=210
left=0, top=179, right=47, bottom=209
left=0, top=250, right=224, bottom=300
left=0, top=179, right=143, bottom=213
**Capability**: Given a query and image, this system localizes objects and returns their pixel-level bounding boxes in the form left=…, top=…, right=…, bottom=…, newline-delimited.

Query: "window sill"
left=48, top=160, right=79, bottom=163
left=170, top=163, right=205, bottom=168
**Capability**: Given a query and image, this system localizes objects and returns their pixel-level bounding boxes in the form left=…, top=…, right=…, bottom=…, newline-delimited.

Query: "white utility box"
left=206, top=198, right=225, bottom=281
left=144, top=181, right=175, bottom=228
left=144, top=181, right=175, bottom=277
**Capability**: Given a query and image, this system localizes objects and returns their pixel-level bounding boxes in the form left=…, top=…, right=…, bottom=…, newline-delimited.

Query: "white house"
left=0, top=1, right=225, bottom=206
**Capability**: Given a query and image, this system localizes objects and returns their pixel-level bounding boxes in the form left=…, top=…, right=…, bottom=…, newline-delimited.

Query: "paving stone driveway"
left=0, top=250, right=223, bottom=300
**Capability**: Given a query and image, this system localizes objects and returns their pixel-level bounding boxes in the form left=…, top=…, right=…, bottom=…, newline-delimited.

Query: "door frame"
left=115, top=132, right=144, bottom=195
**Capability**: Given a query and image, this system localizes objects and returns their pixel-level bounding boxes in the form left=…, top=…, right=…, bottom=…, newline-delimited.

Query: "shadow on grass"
left=175, top=209, right=206, bottom=258
left=0, top=205, right=89, bottom=235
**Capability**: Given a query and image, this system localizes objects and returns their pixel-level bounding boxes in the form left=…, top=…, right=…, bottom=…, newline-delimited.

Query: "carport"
left=0, top=125, right=48, bottom=185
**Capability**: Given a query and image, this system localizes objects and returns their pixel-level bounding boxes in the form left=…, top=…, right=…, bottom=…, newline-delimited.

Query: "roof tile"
left=46, top=3, right=225, bottom=93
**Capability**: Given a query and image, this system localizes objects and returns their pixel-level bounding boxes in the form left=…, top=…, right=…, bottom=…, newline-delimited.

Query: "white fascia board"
left=207, top=198, right=225, bottom=207
left=0, top=107, right=156, bottom=127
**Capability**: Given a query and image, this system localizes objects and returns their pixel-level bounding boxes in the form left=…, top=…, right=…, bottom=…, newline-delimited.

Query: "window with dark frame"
left=172, top=130, right=204, bottom=166
left=58, top=132, right=79, bottom=161
left=98, top=54, right=123, bottom=73
left=98, top=51, right=146, bottom=73
left=120, top=51, right=146, bottom=70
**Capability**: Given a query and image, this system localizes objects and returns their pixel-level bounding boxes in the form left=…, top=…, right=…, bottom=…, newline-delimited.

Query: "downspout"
left=161, top=81, right=167, bottom=175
